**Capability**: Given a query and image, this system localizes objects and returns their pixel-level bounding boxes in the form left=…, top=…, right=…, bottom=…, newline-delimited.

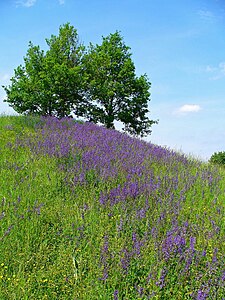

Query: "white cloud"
left=218, top=62, right=225, bottom=74
left=15, top=0, right=37, bottom=7
left=198, top=9, right=215, bottom=21
left=15, top=0, right=65, bottom=7
left=206, top=62, right=225, bottom=80
left=205, top=65, right=216, bottom=72
left=175, top=104, right=201, bottom=115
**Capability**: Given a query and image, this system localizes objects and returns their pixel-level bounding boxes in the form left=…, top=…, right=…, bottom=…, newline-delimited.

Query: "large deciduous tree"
left=3, top=25, right=157, bottom=137
left=82, top=31, right=157, bottom=136
left=3, top=23, right=85, bottom=117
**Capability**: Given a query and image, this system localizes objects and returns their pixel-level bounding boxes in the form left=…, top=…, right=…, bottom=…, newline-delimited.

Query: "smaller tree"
left=3, top=23, right=85, bottom=118
left=118, top=74, right=156, bottom=136
left=209, top=151, right=225, bottom=166
left=3, top=43, right=46, bottom=115
left=82, top=31, right=157, bottom=137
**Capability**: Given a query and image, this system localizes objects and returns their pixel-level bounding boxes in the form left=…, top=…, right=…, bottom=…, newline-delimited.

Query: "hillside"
left=0, top=115, right=224, bottom=299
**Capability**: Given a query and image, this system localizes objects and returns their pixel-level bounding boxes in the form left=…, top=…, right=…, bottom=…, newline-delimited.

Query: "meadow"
left=0, top=115, right=224, bottom=299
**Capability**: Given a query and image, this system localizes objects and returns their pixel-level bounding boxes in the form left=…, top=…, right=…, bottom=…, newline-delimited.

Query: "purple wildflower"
left=99, top=235, right=109, bottom=281
left=0, top=224, right=14, bottom=241
left=212, top=248, right=218, bottom=264
left=136, top=285, right=144, bottom=297
left=202, top=250, right=206, bottom=257
left=221, top=271, right=225, bottom=282
left=156, top=267, right=167, bottom=289
left=120, top=247, right=132, bottom=273
left=190, top=236, right=196, bottom=252
left=196, top=289, right=209, bottom=300
left=132, top=232, right=144, bottom=256
left=161, top=226, right=186, bottom=260
left=116, top=217, right=123, bottom=233
left=0, top=211, right=5, bottom=220
left=113, top=290, right=119, bottom=300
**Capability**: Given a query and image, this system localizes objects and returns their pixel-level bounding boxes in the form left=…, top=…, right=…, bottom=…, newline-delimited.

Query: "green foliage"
left=83, top=31, right=157, bottom=136
left=2, top=23, right=85, bottom=118
left=209, top=151, right=225, bottom=166
left=0, top=116, right=224, bottom=299
left=3, top=24, right=157, bottom=137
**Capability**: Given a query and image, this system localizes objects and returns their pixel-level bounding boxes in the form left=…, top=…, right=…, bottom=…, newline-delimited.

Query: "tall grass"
left=0, top=115, right=224, bottom=299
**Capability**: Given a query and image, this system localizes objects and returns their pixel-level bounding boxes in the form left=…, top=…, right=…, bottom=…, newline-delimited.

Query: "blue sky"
left=1, top=0, right=225, bottom=160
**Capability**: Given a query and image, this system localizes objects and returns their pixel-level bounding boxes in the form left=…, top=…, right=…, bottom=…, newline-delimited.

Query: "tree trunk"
left=105, top=100, right=115, bottom=128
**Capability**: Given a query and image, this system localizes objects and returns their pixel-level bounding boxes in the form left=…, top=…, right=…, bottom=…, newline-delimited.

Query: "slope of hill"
left=0, top=115, right=224, bottom=299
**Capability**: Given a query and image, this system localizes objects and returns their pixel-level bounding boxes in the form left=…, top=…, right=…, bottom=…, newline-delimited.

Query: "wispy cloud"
left=205, top=62, right=225, bottom=80
left=15, top=0, right=65, bottom=7
left=175, top=104, right=202, bottom=115
left=15, top=0, right=37, bottom=7
left=198, top=9, right=215, bottom=21
left=198, top=9, right=215, bottom=20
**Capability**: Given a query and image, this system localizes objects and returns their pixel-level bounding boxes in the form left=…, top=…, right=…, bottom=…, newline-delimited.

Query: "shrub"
left=209, top=151, right=225, bottom=165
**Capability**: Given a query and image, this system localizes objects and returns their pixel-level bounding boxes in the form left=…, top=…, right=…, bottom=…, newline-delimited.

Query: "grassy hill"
left=0, top=115, right=224, bottom=299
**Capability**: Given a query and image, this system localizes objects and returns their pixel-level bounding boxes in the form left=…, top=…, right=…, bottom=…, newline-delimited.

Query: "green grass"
left=0, top=115, right=224, bottom=299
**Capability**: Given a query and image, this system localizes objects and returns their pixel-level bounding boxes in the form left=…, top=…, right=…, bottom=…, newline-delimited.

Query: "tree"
left=3, top=23, right=85, bottom=117
left=3, top=25, right=157, bottom=137
left=209, top=151, right=225, bottom=166
left=3, top=43, right=46, bottom=115
left=82, top=31, right=157, bottom=136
